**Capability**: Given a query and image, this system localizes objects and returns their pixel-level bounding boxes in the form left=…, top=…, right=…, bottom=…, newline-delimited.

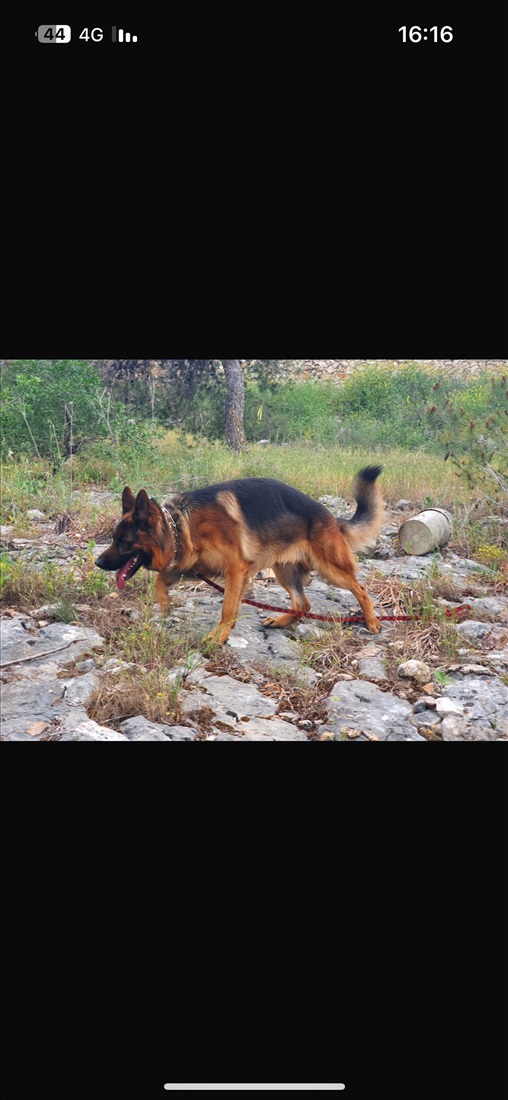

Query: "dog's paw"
left=369, top=618, right=382, bottom=634
left=205, top=628, right=231, bottom=646
left=263, top=614, right=295, bottom=630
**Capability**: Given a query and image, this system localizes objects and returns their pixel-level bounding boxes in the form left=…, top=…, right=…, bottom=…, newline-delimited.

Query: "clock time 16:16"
left=399, top=26, right=453, bottom=43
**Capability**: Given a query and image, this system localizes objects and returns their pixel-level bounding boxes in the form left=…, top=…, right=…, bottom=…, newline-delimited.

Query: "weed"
left=45, top=598, right=78, bottom=623
left=81, top=570, right=111, bottom=599
left=434, top=670, right=454, bottom=688
left=437, top=626, right=462, bottom=662
left=257, top=663, right=329, bottom=731
left=476, top=545, right=508, bottom=569
left=428, top=556, right=442, bottom=581
left=0, top=554, right=76, bottom=608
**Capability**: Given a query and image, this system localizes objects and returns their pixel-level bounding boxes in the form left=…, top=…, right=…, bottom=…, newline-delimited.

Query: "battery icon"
left=36, top=25, right=72, bottom=43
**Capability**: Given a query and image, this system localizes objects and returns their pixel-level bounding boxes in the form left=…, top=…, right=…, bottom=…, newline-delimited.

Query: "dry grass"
left=53, top=505, right=119, bottom=544
left=85, top=589, right=215, bottom=731
left=385, top=619, right=463, bottom=672
left=202, top=646, right=266, bottom=684
left=89, top=668, right=183, bottom=728
left=296, top=624, right=359, bottom=690
left=364, top=566, right=490, bottom=610
left=260, top=669, right=330, bottom=732
left=182, top=706, right=218, bottom=740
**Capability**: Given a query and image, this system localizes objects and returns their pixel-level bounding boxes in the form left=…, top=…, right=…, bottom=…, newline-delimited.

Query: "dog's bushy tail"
left=343, top=466, right=385, bottom=550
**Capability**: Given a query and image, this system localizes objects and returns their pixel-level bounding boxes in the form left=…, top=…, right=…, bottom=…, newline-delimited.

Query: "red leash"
left=193, top=574, right=472, bottom=626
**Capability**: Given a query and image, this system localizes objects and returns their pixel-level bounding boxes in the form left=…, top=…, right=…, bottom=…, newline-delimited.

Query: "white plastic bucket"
left=398, top=509, right=453, bottom=556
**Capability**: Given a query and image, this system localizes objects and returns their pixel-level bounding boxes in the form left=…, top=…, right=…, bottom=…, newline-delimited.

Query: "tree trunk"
left=222, top=360, right=247, bottom=451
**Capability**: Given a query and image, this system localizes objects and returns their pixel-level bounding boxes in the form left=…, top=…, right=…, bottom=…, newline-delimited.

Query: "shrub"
left=1, top=360, right=108, bottom=459
left=429, top=373, right=508, bottom=502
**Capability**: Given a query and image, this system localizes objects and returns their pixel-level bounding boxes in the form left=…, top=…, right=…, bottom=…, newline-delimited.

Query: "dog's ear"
left=134, top=489, right=151, bottom=524
left=122, top=487, right=136, bottom=514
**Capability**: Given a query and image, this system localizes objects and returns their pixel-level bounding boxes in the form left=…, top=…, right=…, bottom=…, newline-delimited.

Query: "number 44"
left=44, top=27, right=67, bottom=40
left=79, top=28, right=104, bottom=42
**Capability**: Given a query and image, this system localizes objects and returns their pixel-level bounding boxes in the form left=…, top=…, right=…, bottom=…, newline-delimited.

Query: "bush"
left=158, top=376, right=228, bottom=438
left=429, top=373, right=508, bottom=502
left=154, top=366, right=502, bottom=451
left=1, top=360, right=107, bottom=459
left=336, top=363, right=433, bottom=417
left=332, top=365, right=498, bottom=451
left=244, top=382, right=340, bottom=443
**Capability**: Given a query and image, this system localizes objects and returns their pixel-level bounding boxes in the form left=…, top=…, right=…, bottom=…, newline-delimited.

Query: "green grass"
left=0, top=543, right=113, bottom=609
left=1, top=438, right=474, bottom=533
left=120, top=437, right=473, bottom=507
left=0, top=551, right=77, bottom=607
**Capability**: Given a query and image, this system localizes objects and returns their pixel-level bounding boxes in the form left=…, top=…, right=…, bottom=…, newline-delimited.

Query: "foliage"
left=0, top=542, right=112, bottom=607
left=167, top=363, right=499, bottom=450
left=244, top=382, right=340, bottom=442
left=1, top=360, right=110, bottom=459
left=333, top=364, right=489, bottom=450
left=428, top=373, right=508, bottom=503
left=3, top=360, right=504, bottom=463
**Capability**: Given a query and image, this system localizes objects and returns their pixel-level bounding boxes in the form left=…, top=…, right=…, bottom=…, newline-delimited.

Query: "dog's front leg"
left=206, top=565, right=250, bottom=645
left=155, top=572, right=171, bottom=613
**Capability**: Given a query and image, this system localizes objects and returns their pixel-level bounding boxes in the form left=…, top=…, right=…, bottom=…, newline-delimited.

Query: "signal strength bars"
left=112, top=28, right=138, bottom=43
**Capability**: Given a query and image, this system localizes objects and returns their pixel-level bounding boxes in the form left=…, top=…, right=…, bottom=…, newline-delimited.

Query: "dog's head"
left=95, top=487, right=172, bottom=590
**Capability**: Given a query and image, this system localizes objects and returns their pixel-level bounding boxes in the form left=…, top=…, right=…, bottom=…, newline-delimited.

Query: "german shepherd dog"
left=95, top=468, right=385, bottom=644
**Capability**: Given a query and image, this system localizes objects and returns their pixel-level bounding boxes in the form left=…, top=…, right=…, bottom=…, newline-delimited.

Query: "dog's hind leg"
left=263, top=562, right=312, bottom=629
left=338, top=574, right=381, bottom=633
left=312, top=550, right=381, bottom=633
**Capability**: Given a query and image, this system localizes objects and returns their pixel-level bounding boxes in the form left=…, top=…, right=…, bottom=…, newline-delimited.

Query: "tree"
left=95, top=359, right=247, bottom=450
left=221, top=360, right=247, bottom=451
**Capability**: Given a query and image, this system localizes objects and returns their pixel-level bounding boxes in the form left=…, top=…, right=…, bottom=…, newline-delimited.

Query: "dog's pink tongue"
left=116, top=558, right=135, bottom=591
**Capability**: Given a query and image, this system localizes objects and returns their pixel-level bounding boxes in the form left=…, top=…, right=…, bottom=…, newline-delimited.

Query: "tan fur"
left=216, top=491, right=260, bottom=562
left=346, top=474, right=385, bottom=550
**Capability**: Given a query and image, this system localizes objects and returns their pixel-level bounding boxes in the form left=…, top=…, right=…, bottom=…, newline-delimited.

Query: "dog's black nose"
left=95, top=555, right=105, bottom=569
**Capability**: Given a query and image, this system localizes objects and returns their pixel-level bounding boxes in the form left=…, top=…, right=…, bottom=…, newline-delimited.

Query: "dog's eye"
left=119, top=539, right=131, bottom=553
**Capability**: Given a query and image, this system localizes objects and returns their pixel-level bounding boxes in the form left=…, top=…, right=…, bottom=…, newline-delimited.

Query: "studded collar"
left=161, top=503, right=180, bottom=563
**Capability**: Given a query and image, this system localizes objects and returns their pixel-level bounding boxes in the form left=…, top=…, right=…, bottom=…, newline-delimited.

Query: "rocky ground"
left=1, top=493, right=507, bottom=742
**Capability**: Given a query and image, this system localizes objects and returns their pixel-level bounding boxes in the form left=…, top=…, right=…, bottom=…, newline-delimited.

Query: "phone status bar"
left=36, top=26, right=139, bottom=44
